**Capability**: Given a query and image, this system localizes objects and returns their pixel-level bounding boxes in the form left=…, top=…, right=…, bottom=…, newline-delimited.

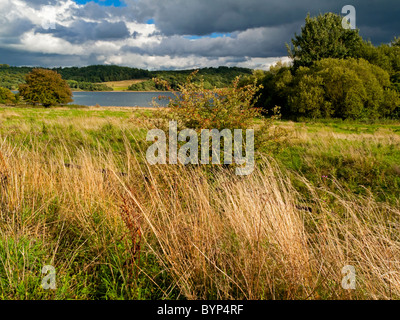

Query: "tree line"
left=66, top=80, right=113, bottom=92
left=0, top=65, right=151, bottom=90
left=53, top=65, right=152, bottom=83
left=0, top=65, right=33, bottom=90
left=0, top=64, right=253, bottom=92
left=128, top=67, right=253, bottom=91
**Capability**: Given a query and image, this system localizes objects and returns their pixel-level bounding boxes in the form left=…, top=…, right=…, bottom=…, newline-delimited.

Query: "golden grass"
left=1, top=124, right=400, bottom=299
left=97, top=79, right=148, bottom=91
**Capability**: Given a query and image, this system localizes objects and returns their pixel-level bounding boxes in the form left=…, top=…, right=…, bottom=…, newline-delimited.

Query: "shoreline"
left=86, top=105, right=168, bottom=109
left=0, top=104, right=168, bottom=110
left=71, top=90, right=173, bottom=93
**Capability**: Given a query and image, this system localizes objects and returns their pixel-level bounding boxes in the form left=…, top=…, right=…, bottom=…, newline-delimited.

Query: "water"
left=70, top=91, right=175, bottom=107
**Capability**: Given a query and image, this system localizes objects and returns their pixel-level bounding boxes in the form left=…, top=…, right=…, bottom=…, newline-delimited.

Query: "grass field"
left=96, top=79, right=148, bottom=91
left=0, top=105, right=400, bottom=299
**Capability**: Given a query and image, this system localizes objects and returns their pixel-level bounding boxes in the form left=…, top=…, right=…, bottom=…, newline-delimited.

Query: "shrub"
left=155, top=71, right=262, bottom=131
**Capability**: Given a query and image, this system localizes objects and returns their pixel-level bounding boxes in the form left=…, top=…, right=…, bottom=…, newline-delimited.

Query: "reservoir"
left=70, top=91, right=175, bottom=107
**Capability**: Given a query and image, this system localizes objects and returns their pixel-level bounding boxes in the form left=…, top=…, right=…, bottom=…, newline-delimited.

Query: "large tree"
left=19, top=68, right=73, bottom=107
left=287, top=13, right=364, bottom=68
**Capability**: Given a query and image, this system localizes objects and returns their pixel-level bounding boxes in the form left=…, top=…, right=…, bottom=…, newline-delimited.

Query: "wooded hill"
left=0, top=64, right=253, bottom=91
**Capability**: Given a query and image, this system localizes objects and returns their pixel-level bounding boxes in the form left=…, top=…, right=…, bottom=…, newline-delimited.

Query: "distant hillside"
left=53, top=65, right=152, bottom=83
left=148, top=66, right=253, bottom=91
left=0, top=65, right=33, bottom=90
left=0, top=64, right=253, bottom=91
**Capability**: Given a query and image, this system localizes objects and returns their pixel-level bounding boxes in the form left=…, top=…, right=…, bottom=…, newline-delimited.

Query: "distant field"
left=97, top=79, right=148, bottom=91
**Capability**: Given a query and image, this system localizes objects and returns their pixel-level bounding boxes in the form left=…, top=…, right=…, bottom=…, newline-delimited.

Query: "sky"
left=0, top=0, right=399, bottom=70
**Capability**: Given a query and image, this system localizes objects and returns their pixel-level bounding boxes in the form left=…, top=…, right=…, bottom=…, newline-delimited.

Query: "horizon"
left=0, top=63, right=260, bottom=72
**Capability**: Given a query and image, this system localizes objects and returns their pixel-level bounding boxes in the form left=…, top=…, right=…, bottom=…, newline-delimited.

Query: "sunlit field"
left=0, top=106, right=399, bottom=299
left=96, top=80, right=149, bottom=91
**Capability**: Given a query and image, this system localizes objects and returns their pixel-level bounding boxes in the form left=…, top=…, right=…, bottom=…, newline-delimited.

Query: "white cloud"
left=103, top=52, right=291, bottom=70
left=7, top=0, right=77, bottom=28
left=11, top=31, right=84, bottom=55
left=236, top=57, right=293, bottom=70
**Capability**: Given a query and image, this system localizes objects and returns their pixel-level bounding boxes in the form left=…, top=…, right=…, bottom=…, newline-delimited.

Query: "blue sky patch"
left=73, top=0, right=126, bottom=7
left=184, top=33, right=232, bottom=40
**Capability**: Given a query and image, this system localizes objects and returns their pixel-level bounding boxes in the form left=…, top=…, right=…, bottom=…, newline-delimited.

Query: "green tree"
left=289, top=71, right=333, bottom=119
left=288, top=58, right=400, bottom=119
left=249, top=62, right=294, bottom=118
left=287, top=13, right=364, bottom=68
left=357, top=40, right=400, bottom=77
left=392, top=37, right=400, bottom=47
left=0, top=87, right=16, bottom=104
left=19, top=69, right=73, bottom=107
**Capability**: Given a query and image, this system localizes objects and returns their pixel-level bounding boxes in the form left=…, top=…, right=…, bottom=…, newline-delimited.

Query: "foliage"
left=247, top=62, right=294, bottom=118
left=289, top=58, right=400, bottom=119
left=252, top=12, right=400, bottom=120
left=128, top=66, right=253, bottom=91
left=0, top=65, right=253, bottom=92
left=155, top=71, right=262, bottom=130
left=391, top=72, right=400, bottom=93
left=0, top=87, right=16, bottom=104
left=67, top=80, right=113, bottom=91
left=356, top=40, right=400, bottom=77
left=154, top=66, right=252, bottom=90
left=55, top=65, right=252, bottom=89
left=128, top=79, right=166, bottom=91
left=289, top=71, right=332, bottom=119
left=53, top=65, right=151, bottom=83
left=0, top=65, right=32, bottom=90
left=255, top=58, right=400, bottom=120
left=19, top=69, right=73, bottom=107
left=287, top=13, right=364, bottom=68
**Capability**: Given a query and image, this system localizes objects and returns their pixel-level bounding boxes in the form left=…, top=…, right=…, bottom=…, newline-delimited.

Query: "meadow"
left=0, top=105, right=400, bottom=299
left=96, top=80, right=148, bottom=91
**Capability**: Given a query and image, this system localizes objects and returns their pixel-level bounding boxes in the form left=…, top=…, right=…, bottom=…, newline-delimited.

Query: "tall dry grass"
left=0, top=131, right=400, bottom=299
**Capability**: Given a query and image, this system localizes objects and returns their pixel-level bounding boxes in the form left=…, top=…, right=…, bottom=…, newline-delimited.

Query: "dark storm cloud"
left=0, top=17, right=35, bottom=40
left=0, top=47, right=89, bottom=67
left=132, top=0, right=400, bottom=44
left=39, top=20, right=131, bottom=43
left=2, top=0, right=399, bottom=68
left=93, top=20, right=131, bottom=40
left=123, top=23, right=298, bottom=57
left=132, top=0, right=330, bottom=35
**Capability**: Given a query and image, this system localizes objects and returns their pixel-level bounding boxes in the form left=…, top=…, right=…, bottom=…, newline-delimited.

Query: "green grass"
left=2, top=106, right=399, bottom=204
left=271, top=119, right=400, bottom=204
left=1, top=106, right=400, bottom=300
